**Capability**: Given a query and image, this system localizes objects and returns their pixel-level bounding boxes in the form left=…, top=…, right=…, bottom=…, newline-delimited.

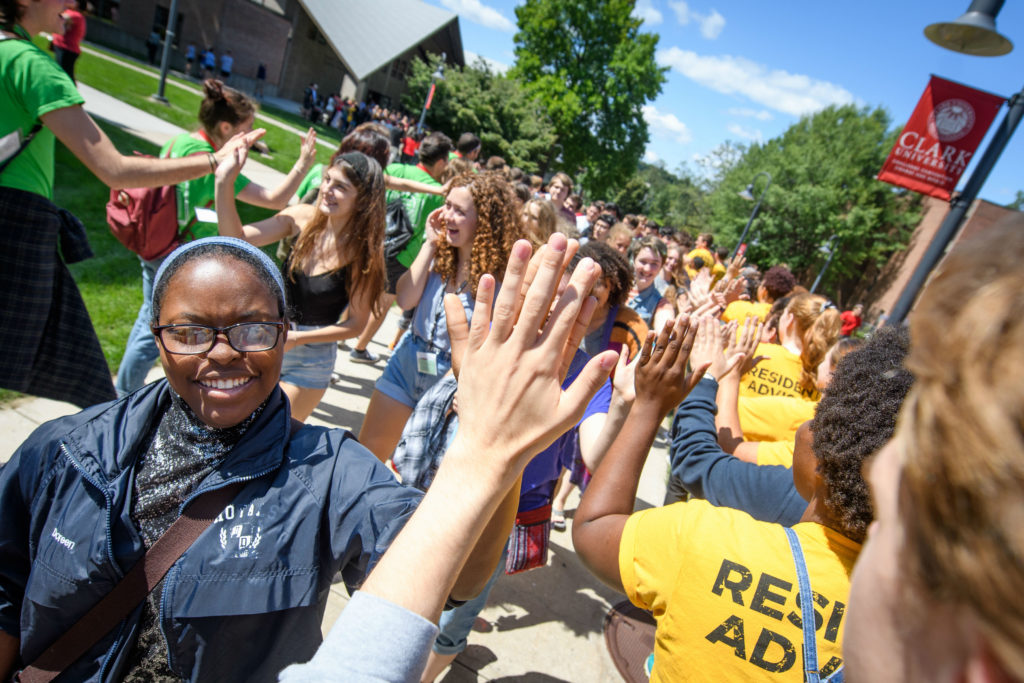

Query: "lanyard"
left=427, top=274, right=467, bottom=349
left=197, top=129, right=218, bottom=152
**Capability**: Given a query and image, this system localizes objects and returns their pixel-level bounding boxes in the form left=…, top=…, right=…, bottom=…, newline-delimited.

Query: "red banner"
left=878, top=76, right=1004, bottom=199
left=425, top=83, right=436, bottom=110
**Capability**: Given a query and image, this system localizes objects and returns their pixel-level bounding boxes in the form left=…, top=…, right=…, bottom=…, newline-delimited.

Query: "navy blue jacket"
left=0, top=380, right=421, bottom=682
left=669, top=377, right=806, bottom=526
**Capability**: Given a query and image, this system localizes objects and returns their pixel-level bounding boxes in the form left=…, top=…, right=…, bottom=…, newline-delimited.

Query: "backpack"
left=104, top=142, right=194, bottom=261
left=383, top=197, right=414, bottom=261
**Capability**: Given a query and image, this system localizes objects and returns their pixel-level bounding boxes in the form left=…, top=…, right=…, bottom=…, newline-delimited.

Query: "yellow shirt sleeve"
left=757, top=439, right=797, bottom=467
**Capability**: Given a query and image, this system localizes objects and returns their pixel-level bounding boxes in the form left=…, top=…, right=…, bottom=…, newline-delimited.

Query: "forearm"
left=580, top=395, right=632, bottom=472
left=395, top=242, right=436, bottom=310
left=714, top=375, right=745, bottom=454
left=576, top=402, right=661, bottom=522
left=450, top=475, right=520, bottom=602
left=215, top=177, right=246, bottom=240
left=360, top=440, right=514, bottom=622
left=289, top=316, right=365, bottom=345
left=241, top=162, right=310, bottom=210
left=385, top=176, right=443, bottom=196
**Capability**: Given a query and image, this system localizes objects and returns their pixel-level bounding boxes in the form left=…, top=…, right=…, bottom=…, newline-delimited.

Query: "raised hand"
left=215, top=128, right=266, bottom=165
left=296, top=127, right=317, bottom=172
left=214, top=144, right=247, bottom=186
left=634, top=315, right=709, bottom=418
left=444, top=234, right=617, bottom=485
left=725, top=315, right=764, bottom=378
left=690, top=316, right=743, bottom=383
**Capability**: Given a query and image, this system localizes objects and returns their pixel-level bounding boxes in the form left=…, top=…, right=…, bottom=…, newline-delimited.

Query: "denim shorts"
left=279, top=325, right=337, bottom=389
left=375, top=332, right=451, bottom=408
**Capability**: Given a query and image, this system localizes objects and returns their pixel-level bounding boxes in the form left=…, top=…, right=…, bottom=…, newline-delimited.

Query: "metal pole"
left=152, top=0, right=180, bottom=104
left=731, top=172, right=772, bottom=259
left=810, top=237, right=838, bottom=293
left=887, top=84, right=1023, bottom=325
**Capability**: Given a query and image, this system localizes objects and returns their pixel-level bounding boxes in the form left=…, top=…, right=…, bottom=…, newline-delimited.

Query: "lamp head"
left=739, top=184, right=756, bottom=201
left=924, top=0, right=1013, bottom=56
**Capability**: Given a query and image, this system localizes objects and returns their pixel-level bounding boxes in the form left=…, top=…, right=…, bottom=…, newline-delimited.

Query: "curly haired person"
left=359, top=171, right=522, bottom=462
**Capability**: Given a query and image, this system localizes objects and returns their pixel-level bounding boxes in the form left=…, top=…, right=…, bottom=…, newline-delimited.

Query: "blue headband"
left=153, top=236, right=286, bottom=301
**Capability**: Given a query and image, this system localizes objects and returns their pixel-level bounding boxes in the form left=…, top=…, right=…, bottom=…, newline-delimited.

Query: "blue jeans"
left=434, top=542, right=509, bottom=655
left=115, top=255, right=165, bottom=396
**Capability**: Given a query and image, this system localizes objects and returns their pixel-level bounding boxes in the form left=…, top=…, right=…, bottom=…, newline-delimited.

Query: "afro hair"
left=812, top=325, right=913, bottom=543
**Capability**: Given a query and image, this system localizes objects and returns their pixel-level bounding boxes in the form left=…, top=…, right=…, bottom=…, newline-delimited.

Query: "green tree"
left=401, top=55, right=557, bottom=173
left=1006, top=190, right=1024, bottom=211
left=707, top=104, right=922, bottom=300
left=511, top=0, right=667, bottom=196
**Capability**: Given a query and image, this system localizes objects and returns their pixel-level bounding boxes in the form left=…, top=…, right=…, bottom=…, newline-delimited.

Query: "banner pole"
left=887, top=84, right=1023, bottom=326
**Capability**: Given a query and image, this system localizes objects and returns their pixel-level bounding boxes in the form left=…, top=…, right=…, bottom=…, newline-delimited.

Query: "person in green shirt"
left=0, top=0, right=263, bottom=408
left=114, top=79, right=317, bottom=396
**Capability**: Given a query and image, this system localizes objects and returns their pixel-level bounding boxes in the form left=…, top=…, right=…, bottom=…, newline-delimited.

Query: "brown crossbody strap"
left=16, top=481, right=246, bottom=683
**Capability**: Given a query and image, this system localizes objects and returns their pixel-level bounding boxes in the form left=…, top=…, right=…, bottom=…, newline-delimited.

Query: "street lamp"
left=888, top=0, right=1020, bottom=325
left=416, top=54, right=446, bottom=135
left=732, top=171, right=771, bottom=259
left=810, top=235, right=839, bottom=294
left=151, top=0, right=180, bottom=104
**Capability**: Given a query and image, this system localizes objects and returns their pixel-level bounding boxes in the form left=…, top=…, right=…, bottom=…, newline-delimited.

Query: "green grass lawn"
left=33, top=37, right=342, bottom=174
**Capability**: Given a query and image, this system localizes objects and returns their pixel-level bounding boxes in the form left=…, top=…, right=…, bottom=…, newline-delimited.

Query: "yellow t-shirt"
left=739, top=343, right=819, bottom=402
left=738, top=395, right=817, bottom=443
left=619, top=500, right=860, bottom=682
left=722, top=300, right=772, bottom=324
left=757, top=440, right=796, bottom=468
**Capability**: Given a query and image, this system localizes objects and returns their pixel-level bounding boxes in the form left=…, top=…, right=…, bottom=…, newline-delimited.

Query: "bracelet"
left=207, top=152, right=217, bottom=173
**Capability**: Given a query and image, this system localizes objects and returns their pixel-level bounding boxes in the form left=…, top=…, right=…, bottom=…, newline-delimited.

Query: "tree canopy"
left=401, top=55, right=557, bottom=173
left=705, top=104, right=922, bottom=295
left=511, top=0, right=666, bottom=196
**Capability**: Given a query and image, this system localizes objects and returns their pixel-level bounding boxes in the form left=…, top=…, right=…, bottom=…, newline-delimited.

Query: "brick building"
left=84, top=0, right=464, bottom=105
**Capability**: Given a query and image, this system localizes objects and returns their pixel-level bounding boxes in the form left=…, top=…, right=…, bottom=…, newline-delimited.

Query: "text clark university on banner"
left=878, top=75, right=1005, bottom=200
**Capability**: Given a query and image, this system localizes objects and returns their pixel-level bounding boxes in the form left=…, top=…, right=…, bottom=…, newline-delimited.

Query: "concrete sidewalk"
left=0, top=59, right=673, bottom=681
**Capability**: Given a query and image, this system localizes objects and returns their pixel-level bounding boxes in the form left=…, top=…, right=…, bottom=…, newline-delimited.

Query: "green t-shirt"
left=0, top=27, right=85, bottom=198
left=161, top=133, right=250, bottom=239
left=385, top=162, right=442, bottom=267
left=296, top=162, right=324, bottom=202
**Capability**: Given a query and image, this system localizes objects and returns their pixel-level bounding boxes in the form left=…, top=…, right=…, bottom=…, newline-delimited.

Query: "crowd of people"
left=2, top=3, right=1023, bottom=682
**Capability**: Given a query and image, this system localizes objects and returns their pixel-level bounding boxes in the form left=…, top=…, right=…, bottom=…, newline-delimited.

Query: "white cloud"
left=699, top=9, right=725, bottom=39
left=642, top=104, right=692, bottom=144
left=727, top=107, right=773, bottom=121
left=727, top=123, right=763, bottom=142
left=644, top=149, right=662, bottom=164
left=633, top=0, right=663, bottom=26
left=440, top=0, right=516, bottom=33
left=465, top=50, right=510, bottom=74
left=657, top=47, right=856, bottom=116
left=668, top=2, right=725, bottom=39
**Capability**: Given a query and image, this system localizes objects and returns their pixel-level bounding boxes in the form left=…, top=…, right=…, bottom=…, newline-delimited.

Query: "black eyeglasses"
left=151, top=322, right=285, bottom=355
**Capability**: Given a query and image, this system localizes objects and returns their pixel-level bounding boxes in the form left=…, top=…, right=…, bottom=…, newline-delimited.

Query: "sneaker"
left=350, top=348, right=380, bottom=364
left=551, top=509, right=566, bottom=532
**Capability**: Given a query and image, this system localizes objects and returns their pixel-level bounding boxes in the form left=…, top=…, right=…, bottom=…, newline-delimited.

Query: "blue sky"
left=425, top=0, right=1023, bottom=204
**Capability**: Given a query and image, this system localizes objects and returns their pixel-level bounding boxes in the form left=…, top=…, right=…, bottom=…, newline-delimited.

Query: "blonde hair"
left=785, top=293, right=841, bottom=393
left=900, top=214, right=1024, bottom=674
left=521, top=198, right=558, bottom=249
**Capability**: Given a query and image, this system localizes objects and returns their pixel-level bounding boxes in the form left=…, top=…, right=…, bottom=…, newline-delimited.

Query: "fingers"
left=489, top=240, right=533, bottom=342
left=516, top=237, right=579, bottom=327
left=557, top=293, right=597, bottom=382
left=517, top=234, right=571, bottom=342
left=638, top=330, right=655, bottom=368
left=557, top=350, right=617, bottom=432
left=444, top=291, right=473, bottom=378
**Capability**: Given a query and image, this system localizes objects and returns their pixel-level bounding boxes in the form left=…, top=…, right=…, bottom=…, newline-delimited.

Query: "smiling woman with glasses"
left=0, top=236, right=509, bottom=681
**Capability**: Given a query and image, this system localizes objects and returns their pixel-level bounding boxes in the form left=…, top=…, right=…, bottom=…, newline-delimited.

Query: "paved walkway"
left=0, top=52, right=674, bottom=680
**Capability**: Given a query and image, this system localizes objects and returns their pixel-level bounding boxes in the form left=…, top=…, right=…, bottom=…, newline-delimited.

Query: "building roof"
left=298, top=0, right=464, bottom=81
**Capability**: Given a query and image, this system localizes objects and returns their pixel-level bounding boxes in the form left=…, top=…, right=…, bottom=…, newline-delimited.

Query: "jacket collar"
left=61, top=380, right=291, bottom=492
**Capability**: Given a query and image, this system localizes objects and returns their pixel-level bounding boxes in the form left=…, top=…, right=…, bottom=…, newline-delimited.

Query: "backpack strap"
left=15, top=481, right=246, bottom=683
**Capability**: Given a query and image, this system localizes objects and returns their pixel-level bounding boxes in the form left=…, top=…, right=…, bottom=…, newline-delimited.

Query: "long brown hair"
left=288, top=152, right=387, bottom=315
left=786, top=293, right=842, bottom=393
left=434, top=172, right=521, bottom=294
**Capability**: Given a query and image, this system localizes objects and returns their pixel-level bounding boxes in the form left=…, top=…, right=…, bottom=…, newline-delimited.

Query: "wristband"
left=207, top=152, right=217, bottom=173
